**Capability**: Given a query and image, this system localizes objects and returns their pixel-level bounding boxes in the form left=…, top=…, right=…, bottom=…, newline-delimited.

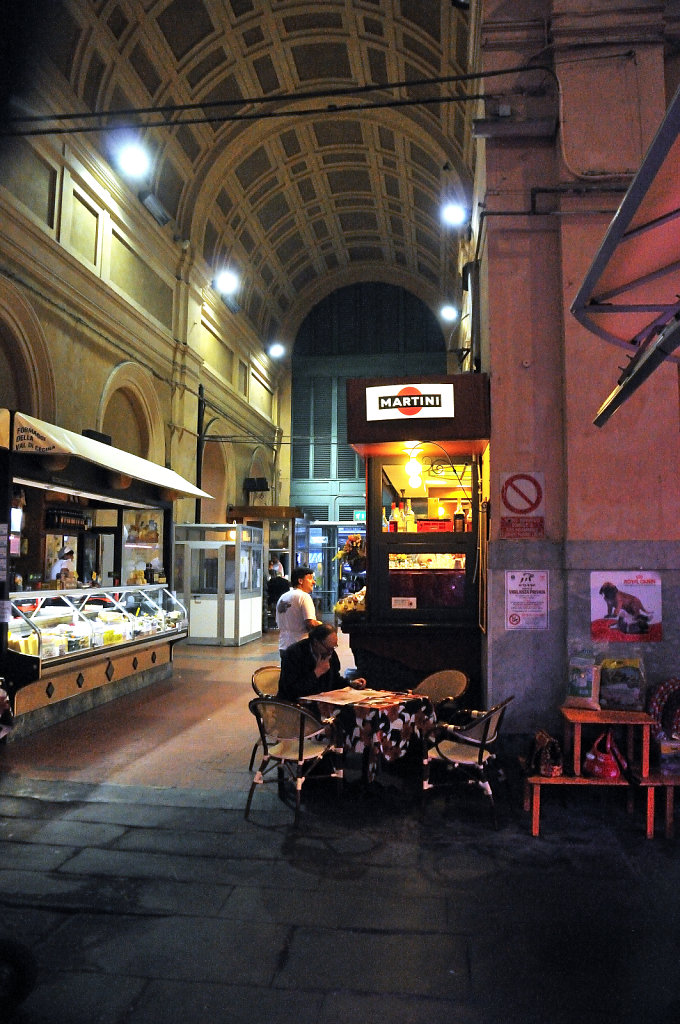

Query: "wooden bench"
left=523, top=707, right=657, bottom=837
left=523, top=774, right=631, bottom=837
left=632, top=772, right=680, bottom=839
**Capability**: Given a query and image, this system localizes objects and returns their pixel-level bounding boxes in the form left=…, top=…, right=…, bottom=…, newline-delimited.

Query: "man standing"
left=275, top=565, right=321, bottom=652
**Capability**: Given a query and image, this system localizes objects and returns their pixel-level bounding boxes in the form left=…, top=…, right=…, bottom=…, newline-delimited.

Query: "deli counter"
left=5, top=585, right=188, bottom=723
left=1, top=408, right=210, bottom=735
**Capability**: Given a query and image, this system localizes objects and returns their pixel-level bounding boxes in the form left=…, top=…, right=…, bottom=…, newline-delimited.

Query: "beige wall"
left=0, top=128, right=286, bottom=521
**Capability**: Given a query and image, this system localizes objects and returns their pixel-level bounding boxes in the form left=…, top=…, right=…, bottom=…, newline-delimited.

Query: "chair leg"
left=244, top=778, right=257, bottom=819
left=477, top=771, right=498, bottom=829
left=294, top=777, right=302, bottom=827
left=248, top=740, right=260, bottom=772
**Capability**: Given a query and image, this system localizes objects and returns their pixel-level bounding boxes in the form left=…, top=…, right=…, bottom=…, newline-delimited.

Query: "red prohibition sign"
left=501, top=473, right=543, bottom=515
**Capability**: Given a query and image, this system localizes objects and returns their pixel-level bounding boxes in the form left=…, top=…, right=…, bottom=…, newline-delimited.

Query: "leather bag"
left=583, top=730, right=626, bottom=778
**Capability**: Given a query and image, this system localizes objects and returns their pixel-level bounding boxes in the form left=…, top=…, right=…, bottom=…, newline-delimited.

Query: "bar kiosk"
left=0, top=409, right=209, bottom=735
left=343, top=376, right=490, bottom=695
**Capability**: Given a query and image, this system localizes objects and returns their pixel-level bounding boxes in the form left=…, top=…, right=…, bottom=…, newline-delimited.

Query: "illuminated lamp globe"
left=268, top=342, right=285, bottom=359
left=441, top=305, right=459, bottom=322
left=441, top=202, right=467, bottom=227
left=408, top=474, right=423, bottom=489
left=117, top=142, right=150, bottom=179
left=405, top=457, right=421, bottom=477
left=215, top=269, right=240, bottom=295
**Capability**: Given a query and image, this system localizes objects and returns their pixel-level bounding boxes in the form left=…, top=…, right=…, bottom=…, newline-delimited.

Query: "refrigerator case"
left=7, top=585, right=187, bottom=669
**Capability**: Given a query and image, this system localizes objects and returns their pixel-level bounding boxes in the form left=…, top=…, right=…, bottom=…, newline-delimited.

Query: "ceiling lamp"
left=214, top=269, right=241, bottom=313
left=441, top=202, right=467, bottom=227
left=268, top=342, right=285, bottom=359
left=440, top=304, right=459, bottom=322
left=215, top=269, right=240, bottom=295
left=117, top=142, right=150, bottom=179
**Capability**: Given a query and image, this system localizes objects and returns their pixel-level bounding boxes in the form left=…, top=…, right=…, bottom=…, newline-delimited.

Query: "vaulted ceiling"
left=12, top=1, right=476, bottom=344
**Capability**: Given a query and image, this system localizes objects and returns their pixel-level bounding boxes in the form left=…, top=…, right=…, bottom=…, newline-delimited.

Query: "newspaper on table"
left=300, top=687, right=411, bottom=707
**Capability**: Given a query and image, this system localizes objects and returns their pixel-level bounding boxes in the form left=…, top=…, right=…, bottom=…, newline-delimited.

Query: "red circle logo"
left=396, top=385, right=423, bottom=416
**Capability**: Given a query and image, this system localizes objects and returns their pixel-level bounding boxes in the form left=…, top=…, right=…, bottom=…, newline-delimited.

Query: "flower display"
left=333, top=533, right=366, bottom=569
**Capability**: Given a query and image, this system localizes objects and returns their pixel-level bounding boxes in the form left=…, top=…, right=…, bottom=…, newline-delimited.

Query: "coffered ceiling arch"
left=17, top=0, right=476, bottom=345
left=182, top=102, right=470, bottom=340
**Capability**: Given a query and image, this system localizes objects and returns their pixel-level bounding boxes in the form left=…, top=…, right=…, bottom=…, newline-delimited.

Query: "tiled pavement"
left=1, top=634, right=679, bottom=1023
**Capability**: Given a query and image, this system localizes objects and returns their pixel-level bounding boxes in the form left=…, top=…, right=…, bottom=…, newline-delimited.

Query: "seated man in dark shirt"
left=278, top=623, right=366, bottom=702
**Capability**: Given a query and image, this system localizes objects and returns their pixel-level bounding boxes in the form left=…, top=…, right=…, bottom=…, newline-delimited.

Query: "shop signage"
left=365, top=383, right=454, bottom=421
left=500, top=471, right=545, bottom=539
left=505, top=570, right=549, bottom=629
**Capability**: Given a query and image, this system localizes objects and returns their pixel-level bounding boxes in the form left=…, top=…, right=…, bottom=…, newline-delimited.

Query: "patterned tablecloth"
left=301, top=688, right=437, bottom=781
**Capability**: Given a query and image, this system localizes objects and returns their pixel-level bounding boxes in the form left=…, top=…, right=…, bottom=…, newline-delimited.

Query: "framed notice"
left=505, top=570, right=549, bottom=630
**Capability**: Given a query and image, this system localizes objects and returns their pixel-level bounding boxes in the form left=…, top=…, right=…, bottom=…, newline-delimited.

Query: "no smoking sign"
left=500, top=472, right=545, bottom=539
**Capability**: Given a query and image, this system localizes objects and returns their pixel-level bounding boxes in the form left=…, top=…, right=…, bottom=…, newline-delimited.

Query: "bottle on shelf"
left=465, top=504, right=473, bottom=532
left=454, top=497, right=466, bottom=533
left=388, top=502, right=399, bottom=532
left=405, top=498, right=417, bottom=532
left=397, top=501, right=406, bottom=531
left=381, top=506, right=389, bottom=532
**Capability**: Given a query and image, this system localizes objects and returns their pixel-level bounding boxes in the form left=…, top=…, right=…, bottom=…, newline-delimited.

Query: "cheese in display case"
left=8, top=585, right=188, bottom=662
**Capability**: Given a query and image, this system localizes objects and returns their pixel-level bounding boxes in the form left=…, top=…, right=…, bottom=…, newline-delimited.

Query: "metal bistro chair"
left=422, top=696, right=514, bottom=828
left=248, top=666, right=281, bottom=770
left=245, top=697, right=344, bottom=826
left=413, top=669, right=469, bottom=720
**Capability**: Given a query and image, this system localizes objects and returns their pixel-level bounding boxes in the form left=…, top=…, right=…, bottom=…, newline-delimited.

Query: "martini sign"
left=365, top=383, right=454, bottom=421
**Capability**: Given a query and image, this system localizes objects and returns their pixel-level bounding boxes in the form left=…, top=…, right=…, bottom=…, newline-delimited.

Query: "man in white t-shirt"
left=275, top=566, right=321, bottom=652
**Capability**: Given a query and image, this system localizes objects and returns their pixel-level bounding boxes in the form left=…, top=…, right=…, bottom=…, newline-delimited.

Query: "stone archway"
left=0, top=276, right=56, bottom=418
left=98, top=362, right=164, bottom=463
left=200, top=439, right=232, bottom=523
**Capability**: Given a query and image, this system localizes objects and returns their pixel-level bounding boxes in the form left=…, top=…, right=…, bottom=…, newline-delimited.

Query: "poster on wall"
left=505, top=570, right=549, bottom=629
left=590, top=570, right=662, bottom=642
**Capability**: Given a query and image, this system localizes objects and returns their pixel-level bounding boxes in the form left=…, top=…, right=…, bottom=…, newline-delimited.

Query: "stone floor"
left=1, top=632, right=679, bottom=1023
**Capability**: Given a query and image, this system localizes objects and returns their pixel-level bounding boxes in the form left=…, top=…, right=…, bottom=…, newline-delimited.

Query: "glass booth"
left=174, top=523, right=264, bottom=645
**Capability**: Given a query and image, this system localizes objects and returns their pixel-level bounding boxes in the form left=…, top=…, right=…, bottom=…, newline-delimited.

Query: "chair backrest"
left=252, top=666, right=281, bottom=697
left=414, top=669, right=469, bottom=703
left=459, top=696, right=514, bottom=749
left=248, top=697, right=322, bottom=757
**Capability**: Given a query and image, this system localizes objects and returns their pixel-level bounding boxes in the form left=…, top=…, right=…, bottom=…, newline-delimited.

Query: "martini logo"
left=379, top=386, right=441, bottom=416
left=365, top=382, right=454, bottom=421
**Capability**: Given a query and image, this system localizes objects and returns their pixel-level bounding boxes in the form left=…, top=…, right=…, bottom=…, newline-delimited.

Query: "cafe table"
left=299, top=686, right=437, bottom=783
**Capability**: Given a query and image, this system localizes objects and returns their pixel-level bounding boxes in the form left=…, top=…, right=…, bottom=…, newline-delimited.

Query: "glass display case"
left=7, top=585, right=187, bottom=664
left=174, top=523, right=264, bottom=646
left=122, top=509, right=164, bottom=584
left=388, top=551, right=467, bottom=611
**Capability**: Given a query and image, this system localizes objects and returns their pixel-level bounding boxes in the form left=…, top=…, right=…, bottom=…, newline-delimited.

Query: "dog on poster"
left=599, top=582, right=651, bottom=622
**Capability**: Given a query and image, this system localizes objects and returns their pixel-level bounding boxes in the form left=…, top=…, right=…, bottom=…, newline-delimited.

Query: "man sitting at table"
left=278, top=623, right=367, bottom=701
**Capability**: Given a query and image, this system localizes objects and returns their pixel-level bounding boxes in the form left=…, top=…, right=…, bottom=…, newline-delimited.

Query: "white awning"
left=0, top=409, right=211, bottom=500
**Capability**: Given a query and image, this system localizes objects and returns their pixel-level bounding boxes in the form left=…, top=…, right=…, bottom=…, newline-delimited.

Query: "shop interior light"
left=408, top=474, right=423, bottom=489
left=437, top=504, right=447, bottom=518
